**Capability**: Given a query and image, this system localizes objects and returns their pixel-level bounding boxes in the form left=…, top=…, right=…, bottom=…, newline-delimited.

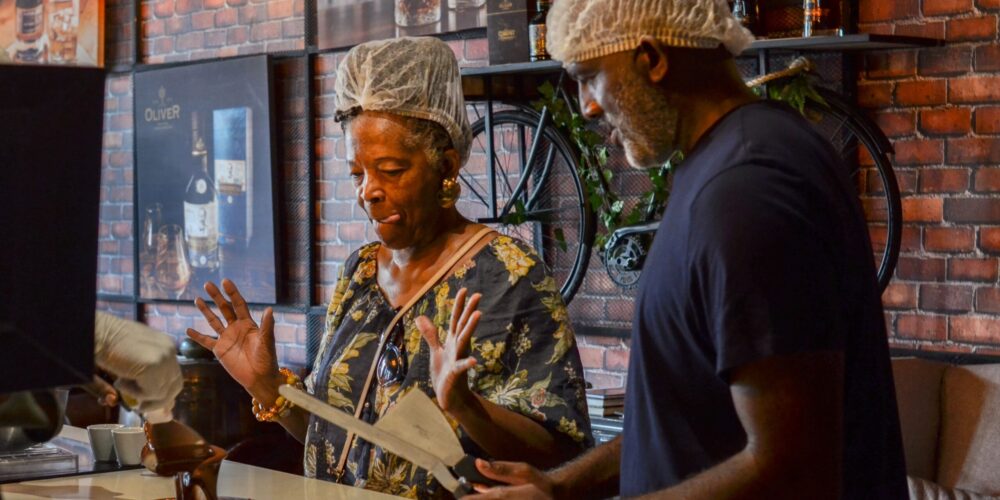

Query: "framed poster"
left=135, top=55, right=279, bottom=304
left=0, top=0, right=103, bottom=66
left=316, top=0, right=485, bottom=51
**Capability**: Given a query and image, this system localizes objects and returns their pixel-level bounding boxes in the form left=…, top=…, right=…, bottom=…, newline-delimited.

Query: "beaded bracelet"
left=251, top=367, right=302, bottom=422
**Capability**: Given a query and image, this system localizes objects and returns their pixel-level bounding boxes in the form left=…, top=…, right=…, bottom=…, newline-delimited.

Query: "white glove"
left=94, top=311, right=183, bottom=419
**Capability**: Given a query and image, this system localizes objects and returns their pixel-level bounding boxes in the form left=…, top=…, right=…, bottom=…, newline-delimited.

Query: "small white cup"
left=112, top=427, right=147, bottom=467
left=87, top=423, right=124, bottom=462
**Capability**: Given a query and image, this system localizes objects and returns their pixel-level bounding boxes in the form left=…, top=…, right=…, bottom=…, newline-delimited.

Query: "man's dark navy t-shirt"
left=619, top=101, right=907, bottom=498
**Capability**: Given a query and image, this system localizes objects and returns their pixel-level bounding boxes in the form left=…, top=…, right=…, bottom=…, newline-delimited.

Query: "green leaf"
left=554, top=228, right=568, bottom=252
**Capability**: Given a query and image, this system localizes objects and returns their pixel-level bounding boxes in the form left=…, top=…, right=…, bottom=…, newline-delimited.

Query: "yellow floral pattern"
left=303, top=238, right=593, bottom=496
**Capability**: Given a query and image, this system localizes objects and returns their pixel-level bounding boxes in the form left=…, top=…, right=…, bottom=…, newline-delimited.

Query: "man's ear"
left=441, top=148, right=462, bottom=180
left=634, top=36, right=669, bottom=84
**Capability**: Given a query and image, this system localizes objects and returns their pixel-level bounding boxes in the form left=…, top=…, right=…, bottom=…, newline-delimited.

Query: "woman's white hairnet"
left=547, top=0, right=755, bottom=64
left=334, top=37, right=473, bottom=165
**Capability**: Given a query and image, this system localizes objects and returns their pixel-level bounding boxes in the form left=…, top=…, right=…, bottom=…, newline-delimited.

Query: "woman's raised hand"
left=187, top=279, right=281, bottom=397
left=416, top=287, right=481, bottom=415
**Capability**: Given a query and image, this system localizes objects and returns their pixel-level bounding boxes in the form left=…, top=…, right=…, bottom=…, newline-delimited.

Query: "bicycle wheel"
left=460, top=108, right=595, bottom=304
left=803, top=87, right=902, bottom=292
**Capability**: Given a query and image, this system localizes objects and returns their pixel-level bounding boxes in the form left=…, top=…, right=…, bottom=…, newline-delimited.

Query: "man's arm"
left=638, top=350, right=844, bottom=500
left=472, top=435, right=621, bottom=499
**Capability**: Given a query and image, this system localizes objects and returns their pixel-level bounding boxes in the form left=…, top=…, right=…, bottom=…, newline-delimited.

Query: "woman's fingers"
left=456, top=293, right=482, bottom=335
left=448, top=288, right=468, bottom=339
left=222, top=279, right=252, bottom=321
left=194, top=297, right=227, bottom=335
left=450, top=357, right=477, bottom=377
left=204, top=281, right=237, bottom=323
left=186, top=327, right=218, bottom=351
left=456, top=310, right=480, bottom=358
left=416, top=315, right=441, bottom=350
left=260, top=307, right=276, bottom=346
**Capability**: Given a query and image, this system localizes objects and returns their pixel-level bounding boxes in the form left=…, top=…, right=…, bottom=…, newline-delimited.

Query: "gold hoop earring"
left=438, top=177, right=460, bottom=208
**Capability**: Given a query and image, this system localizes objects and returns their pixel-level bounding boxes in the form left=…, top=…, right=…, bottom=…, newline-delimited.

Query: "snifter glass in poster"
left=135, top=55, right=279, bottom=304
left=0, top=0, right=103, bottom=66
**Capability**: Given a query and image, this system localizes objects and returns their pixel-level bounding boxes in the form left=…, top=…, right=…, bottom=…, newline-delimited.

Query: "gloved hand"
left=94, top=311, right=183, bottom=418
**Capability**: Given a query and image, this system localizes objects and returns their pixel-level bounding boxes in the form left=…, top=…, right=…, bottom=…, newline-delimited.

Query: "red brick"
left=215, top=8, right=237, bottom=26
left=895, top=21, right=946, bottom=39
left=946, top=16, right=998, bottom=41
left=975, top=45, right=1000, bottom=72
left=858, top=82, right=893, bottom=108
left=227, top=26, right=249, bottom=45
left=154, top=0, right=173, bottom=18
left=897, top=314, right=948, bottom=341
left=975, top=107, right=1000, bottom=134
left=882, top=283, right=918, bottom=309
left=919, top=46, right=972, bottom=77
left=859, top=0, right=920, bottom=22
left=925, top=226, right=976, bottom=252
left=920, top=284, right=974, bottom=312
left=975, top=288, right=1000, bottom=313
left=919, top=168, right=969, bottom=193
left=238, top=4, right=265, bottom=24
left=143, top=19, right=165, bottom=38
left=874, top=111, right=915, bottom=137
left=605, top=349, right=629, bottom=371
left=980, top=227, right=1000, bottom=253
left=974, top=168, right=1000, bottom=192
left=282, top=19, right=305, bottom=38
left=924, top=0, right=975, bottom=15
left=861, top=22, right=895, bottom=35
left=191, top=10, right=215, bottom=30
left=949, top=258, right=999, bottom=282
left=205, top=0, right=224, bottom=7
left=165, top=16, right=190, bottom=35
left=919, top=108, right=972, bottom=136
left=250, top=21, right=281, bottom=42
left=945, top=199, right=1000, bottom=223
left=950, top=316, right=1000, bottom=343
left=895, top=80, right=947, bottom=106
left=205, top=29, right=227, bottom=47
left=950, top=76, right=1000, bottom=103
left=980, top=0, right=1000, bottom=9
left=865, top=50, right=917, bottom=79
left=266, top=0, right=293, bottom=19
left=174, top=0, right=202, bottom=15
left=897, top=256, right=947, bottom=281
left=176, top=31, right=205, bottom=51
left=894, top=138, right=944, bottom=165
left=948, top=138, right=1000, bottom=165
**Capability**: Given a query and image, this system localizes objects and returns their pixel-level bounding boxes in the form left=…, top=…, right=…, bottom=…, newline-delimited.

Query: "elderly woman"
left=187, top=36, right=592, bottom=497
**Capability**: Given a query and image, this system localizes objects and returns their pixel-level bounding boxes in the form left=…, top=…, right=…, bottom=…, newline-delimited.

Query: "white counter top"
left=1, top=460, right=394, bottom=499
left=1, top=426, right=393, bottom=499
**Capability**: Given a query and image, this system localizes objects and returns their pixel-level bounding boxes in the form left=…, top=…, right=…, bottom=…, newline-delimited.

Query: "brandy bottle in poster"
left=14, top=0, right=46, bottom=62
left=184, top=112, right=220, bottom=284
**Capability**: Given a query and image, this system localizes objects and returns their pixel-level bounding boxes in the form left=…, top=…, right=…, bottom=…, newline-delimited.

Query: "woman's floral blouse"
left=303, top=236, right=593, bottom=498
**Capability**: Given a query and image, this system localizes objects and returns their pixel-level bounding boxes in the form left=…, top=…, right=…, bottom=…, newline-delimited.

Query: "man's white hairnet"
left=547, top=0, right=755, bottom=65
left=334, top=37, right=473, bottom=165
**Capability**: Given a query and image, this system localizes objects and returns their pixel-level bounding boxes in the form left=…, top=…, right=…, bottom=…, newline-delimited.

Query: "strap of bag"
left=334, top=226, right=495, bottom=480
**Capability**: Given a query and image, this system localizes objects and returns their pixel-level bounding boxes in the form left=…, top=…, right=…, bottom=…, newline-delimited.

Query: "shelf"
left=743, top=33, right=943, bottom=54
left=461, top=59, right=562, bottom=78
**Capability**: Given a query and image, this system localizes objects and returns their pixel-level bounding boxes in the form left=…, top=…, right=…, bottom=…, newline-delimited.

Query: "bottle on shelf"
left=529, top=0, right=551, bottom=62
left=14, top=0, right=46, bottom=63
left=731, top=0, right=759, bottom=35
left=184, top=112, right=220, bottom=287
left=757, top=0, right=847, bottom=38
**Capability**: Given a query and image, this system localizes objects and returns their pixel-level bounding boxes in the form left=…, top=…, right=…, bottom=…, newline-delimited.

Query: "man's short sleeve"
left=689, top=165, right=848, bottom=379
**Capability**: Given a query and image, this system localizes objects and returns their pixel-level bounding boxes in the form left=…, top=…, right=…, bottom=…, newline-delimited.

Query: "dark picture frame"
left=316, top=0, right=486, bottom=51
left=134, top=55, right=280, bottom=304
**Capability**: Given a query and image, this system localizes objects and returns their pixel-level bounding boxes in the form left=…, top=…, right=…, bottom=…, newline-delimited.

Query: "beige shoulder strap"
left=334, top=226, right=495, bottom=479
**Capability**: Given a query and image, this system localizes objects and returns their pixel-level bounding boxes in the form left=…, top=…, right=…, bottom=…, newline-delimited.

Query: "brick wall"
left=858, top=0, right=1000, bottom=356
left=99, top=1, right=1000, bottom=388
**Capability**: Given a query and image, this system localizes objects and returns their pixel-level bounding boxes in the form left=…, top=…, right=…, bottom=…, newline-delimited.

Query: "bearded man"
left=470, top=1, right=907, bottom=498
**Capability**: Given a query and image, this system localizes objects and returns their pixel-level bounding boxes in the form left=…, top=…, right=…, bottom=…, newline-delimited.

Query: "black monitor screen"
left=0, top=65, right=105, bottom=393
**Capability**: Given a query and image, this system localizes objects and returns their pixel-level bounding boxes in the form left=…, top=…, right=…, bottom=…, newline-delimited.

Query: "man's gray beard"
left=622, top=105, right=680, bottom=170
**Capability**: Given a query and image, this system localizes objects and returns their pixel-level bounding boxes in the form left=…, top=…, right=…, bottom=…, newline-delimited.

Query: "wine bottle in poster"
left=213, top=107, right=253, bottom=281
left=184, top=112, right=220, bottom=288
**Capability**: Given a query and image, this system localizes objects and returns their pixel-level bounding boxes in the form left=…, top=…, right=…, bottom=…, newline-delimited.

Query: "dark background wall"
left=96, top=0, right=1000, bottom=390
